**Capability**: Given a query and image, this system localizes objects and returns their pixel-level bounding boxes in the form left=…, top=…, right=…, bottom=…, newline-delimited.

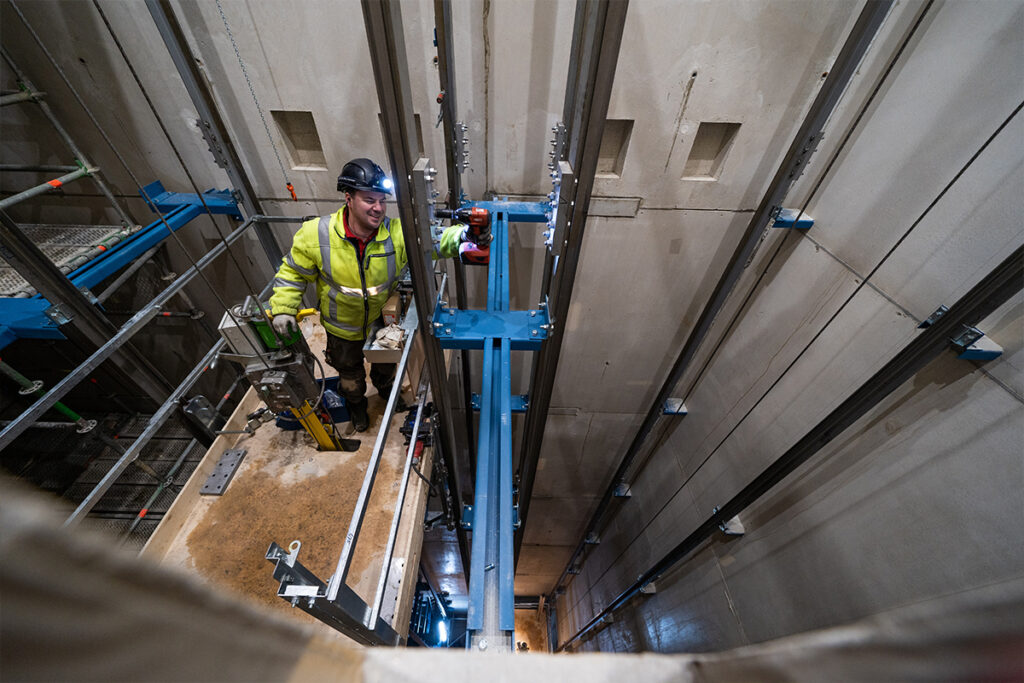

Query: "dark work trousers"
left=324, top=332, right=395, bottom=408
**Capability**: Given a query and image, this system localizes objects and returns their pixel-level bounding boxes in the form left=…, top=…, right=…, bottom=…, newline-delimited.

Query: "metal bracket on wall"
left=770, top=207, right=814, bottom=229
left=951, top=325, right=1003, bottom=361
left=461, top=504, right=474, bottom=530
left=455, top=121, right=469, bottom=172
left=663, top=398, right=688, bottom=416
left=713, top=506, right=745, bottom=537
left=196, top=119, right=229, bottom=170
left=918, top=305, right=949, bottom=328
left=923, top=306, right=1003, bottom=361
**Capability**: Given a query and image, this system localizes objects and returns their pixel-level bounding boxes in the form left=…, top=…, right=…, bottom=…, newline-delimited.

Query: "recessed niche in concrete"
left=596, top=119, right=634, bottom=177
left=378, top=113, right=425, bottom=157
left=270, top=110, right=327, bottom=171
left=682, top=121, right=741, bottom=180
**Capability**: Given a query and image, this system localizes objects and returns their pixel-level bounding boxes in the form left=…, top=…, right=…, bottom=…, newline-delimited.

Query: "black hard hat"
left=337, top=158, right=393, bottom=195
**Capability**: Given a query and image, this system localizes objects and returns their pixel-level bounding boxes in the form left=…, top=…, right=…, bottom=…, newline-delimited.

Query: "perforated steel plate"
left=200, top=448, right=247, bottom=496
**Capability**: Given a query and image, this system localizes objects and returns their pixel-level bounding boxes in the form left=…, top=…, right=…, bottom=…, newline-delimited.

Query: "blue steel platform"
left=0, top=182, right=239, bottom=349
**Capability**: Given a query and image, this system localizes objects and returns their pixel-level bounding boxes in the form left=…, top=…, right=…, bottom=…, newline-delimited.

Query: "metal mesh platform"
left=0, top=223, right=133, bottom=297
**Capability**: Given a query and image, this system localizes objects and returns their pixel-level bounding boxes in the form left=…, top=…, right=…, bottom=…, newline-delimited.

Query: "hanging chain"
left=215, top=0, right=297, bottom=200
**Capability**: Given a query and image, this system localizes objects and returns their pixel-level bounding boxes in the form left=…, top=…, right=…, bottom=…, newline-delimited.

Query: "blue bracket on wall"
left=951, top=325, right=1004, bottom=361
left=0, top=181, right=240, bottom=349
left=771, top=207, right=814, bottom=229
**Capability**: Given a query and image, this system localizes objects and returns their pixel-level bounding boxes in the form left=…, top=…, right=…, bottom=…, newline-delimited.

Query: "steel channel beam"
left=0, top=167, right=97, bottom=210
left=433, top=0, right=462, bottom=208
left=0, top=216, right=259, bottom=451
left=0, top=49, right=136, bottom=228
left=361, top=0, right=471, bottom=584
left=433, top=0, right=476, bottom=476
left=326, top=312, right=418, bottom=602
left=545, top=0, right=894, bottom=597
left=515, top=0, right=629, bottom=566
left=0, top=209, right=173, bottom=406
left=558, top=242, right=1023, bottom=651
left=144, top=0, right=281, bottom=267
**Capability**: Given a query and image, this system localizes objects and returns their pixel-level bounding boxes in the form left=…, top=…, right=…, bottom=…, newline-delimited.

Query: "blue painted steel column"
left=467, top=209, right=516, bottom=648
left=498, top=336, right=514, bottom=630
left=467, top=339, right=495, bottom=631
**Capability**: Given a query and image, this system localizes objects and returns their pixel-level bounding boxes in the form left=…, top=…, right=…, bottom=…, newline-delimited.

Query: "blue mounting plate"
left=431, top=308, right=549, bottom=350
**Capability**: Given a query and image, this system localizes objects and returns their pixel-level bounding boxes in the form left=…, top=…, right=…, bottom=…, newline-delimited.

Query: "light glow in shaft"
left=438, top=619, right=448, bottom=644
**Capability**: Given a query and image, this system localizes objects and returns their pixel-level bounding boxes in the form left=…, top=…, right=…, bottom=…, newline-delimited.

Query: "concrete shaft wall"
left=554, top=0, right=1024, bottom=652
left=1, top=0, right=1021, bottom=654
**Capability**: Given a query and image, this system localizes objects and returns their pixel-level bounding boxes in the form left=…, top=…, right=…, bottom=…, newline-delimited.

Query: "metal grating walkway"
left=0, top=223, right=135, bottom=297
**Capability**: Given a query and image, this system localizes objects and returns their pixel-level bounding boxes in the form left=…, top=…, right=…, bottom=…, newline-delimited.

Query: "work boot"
left=349, top=400, right=369, bottom=433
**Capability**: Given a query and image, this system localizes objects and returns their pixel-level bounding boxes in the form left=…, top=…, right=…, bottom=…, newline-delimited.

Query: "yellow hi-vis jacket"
left=269, top=206, right=465, bottom=340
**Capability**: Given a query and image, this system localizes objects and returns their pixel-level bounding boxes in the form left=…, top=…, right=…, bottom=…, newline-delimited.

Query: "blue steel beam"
left=467, top=339, right=496, bottom=631
left=465, top=208, right=518, bottom=642
left=498, top=336, right=514, bottom=630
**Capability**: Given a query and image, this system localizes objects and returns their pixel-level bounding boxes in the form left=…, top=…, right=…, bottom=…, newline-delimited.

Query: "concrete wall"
left=555, top=0, right=1024, bottom=652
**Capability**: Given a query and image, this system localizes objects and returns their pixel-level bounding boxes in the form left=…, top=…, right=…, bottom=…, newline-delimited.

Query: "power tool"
left=435, top=207, right=491, bottom=266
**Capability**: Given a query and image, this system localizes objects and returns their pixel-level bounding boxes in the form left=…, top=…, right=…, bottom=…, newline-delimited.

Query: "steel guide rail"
left=545, top=0, right=896, bottom=602
left=558, top=243, right=1024, bottom=651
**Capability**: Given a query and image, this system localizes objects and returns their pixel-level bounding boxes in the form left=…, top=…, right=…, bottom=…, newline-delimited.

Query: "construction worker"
left=268, top=158, right=475, bottom=432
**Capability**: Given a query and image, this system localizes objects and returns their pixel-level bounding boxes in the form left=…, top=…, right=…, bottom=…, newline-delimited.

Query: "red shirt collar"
left=341, top=207, right=373, bottom=246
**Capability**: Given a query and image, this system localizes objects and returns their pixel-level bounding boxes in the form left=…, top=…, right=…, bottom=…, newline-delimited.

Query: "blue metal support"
left=771, top=207, right=814, bottom=229
left=0, top=182, right=239, bottom=348
left=459, top=208, right=522, bottom=647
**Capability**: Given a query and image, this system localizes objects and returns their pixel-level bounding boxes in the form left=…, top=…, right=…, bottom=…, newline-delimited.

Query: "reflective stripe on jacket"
left=269, top=206, right=465, bottom=340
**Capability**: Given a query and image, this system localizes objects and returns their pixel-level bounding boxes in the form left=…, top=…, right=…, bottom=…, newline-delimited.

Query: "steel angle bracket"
left=265, top=542, right=400, bottom=646
left=951, top=325, right=1003, bottom=361
left=770, top=207, right=814, bottom=230
left=547, top=160, right=574, bottom=257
